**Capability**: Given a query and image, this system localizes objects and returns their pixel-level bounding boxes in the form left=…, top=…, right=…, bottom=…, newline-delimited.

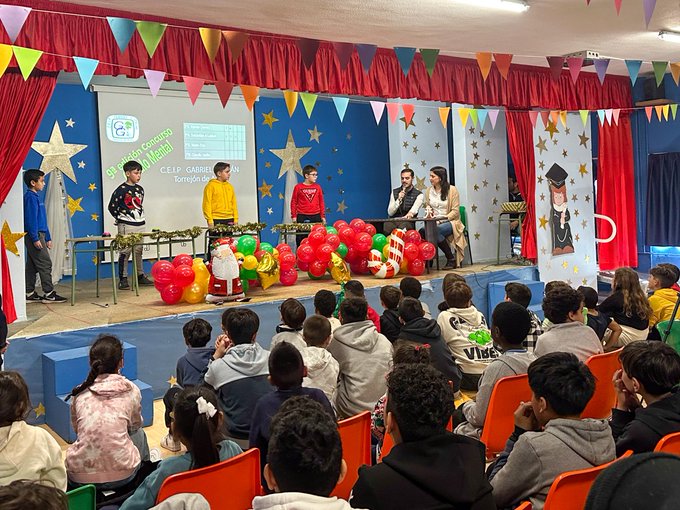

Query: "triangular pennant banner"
left=332, top=96, right=349, bottom=122
left=12, top=46, right=42, bottom=80
left=458, top=108, right=470, bottom=127
left=283, top=90, right=298, bottom=117
left=625, top=60, right=642, bottom=86
left=199, top=27, right=222, bottom=63
left=476, top=52, right=493, bottom=81
left=332, top=42, right=354, bottom=70
left=663, top=104, right=670, bottom=121
left=72, top=57, right=99, bottom=90
left=214, top=81, right=233, bottom=108
left=222, top=31, right=249, bottom=62
left=419, top=48, right=440, bottom=77
left=528, top=111, right=539, bottom=128
left=477, top=109, right=488, bottom=129
left=183, top=76, right=204, bottom=105
left=143, top=69, right=165, bottom=97
left=654, top=105, right=664, bottom=121
left=488, top=109, right=500, bottom=129
left=297, top=38, right=320, bottom=69
left=597, top=109, right=606, bottom=124
left=493, top=53, right=513, bottom=80
left=300, top=92, right=318, bottom=118
left=240, top=84, right=259, bottom=111
left=385, top=103, right=400, bottom=123
left=670, top=63, right=680, bottom=86
left=559, top=110, right=567, bottom=128
left=643, top=0, right=657, bottom=28
left=550, top=110, right=559, bottom=125
left=438, top=106, right=450, bottom=128
left=0, top=5, right=31, bottom=43
left=605, top=108, right=613, bottom=125
left=671, top=104, right=678, bottom=120
left=652, top=61, right=668, bottom=87
left=645, top=106, right=653, bottom=122
left=0, top=43, right=11, bottom=77
left=356, top=44, right=377, bottom=73
left=394, top=47, right=417, bottom=76
left=594, top=59, right=610, bottom=85
left=540, top=110, right=550, bottom=127
left=370, top=101, right=385, bottom=124
left=613, top=109, right=621, bottom=125
left=580, top=110, right=589, bottom=126
left=546, top=56, right=565, bottom=81
left=614, top=0, right=623, bottom=14
left=566, top=57, right=583, bottom=84
left=469, top=109, right=479, bottom=127
left=135, top=21, right=167, bottom=58
left=106, top=17, right=136, bottom=53
left=402, top=104, right=415, bottom=126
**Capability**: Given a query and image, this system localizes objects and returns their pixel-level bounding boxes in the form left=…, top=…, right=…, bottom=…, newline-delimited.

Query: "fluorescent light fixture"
left=659, top=30, right=680, bottom=43
left=458, top=0, right=530, bottom=12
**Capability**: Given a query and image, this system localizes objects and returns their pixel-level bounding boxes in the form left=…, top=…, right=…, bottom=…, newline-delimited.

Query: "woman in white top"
left=422, top=166, right=467, bottom=269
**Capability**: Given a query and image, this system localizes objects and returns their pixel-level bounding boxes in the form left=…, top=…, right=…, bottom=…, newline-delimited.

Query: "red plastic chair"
left=582, top=348, right=622, bottom=419
left=479, top=374, right=532, bottom=459
left=378, top=416, right=453, bottom=462
left=156, top=448, right=262, bottom=509
left=331, top=411, right=371, bottom=499
left=654, top=431, right=680, bottom=454
left=515, top=502, right=532, bottom=510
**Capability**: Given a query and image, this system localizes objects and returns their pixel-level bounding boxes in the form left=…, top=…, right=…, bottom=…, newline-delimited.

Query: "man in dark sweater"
left=384, top=168, right=424, bottom=234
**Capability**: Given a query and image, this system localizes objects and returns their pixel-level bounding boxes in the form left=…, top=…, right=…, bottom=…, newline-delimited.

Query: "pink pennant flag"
left=402, top=104, right=415, bottom=125
left=386, top=103, right=400, bottom=123
left=567, top=57, right=583, bottom=84
left=143, top=69, right=165, bottom=97
left=643, top=0, right=657, bottom=28
left=370, top=101, right=385, bottom=124
left=614, top=0, right=622, bottom=15
left=0, top=5, right=31, bottom=43
left=488, top=109, right=500, bottom=129
left=604, top=109, right=613, bottom=125
left=539, top=110, right=550, bottom=127
left=645, top=106, right=653, bottom=122
left=528, top=111, right=539, bottom=128
left=612, top=108, right=621, bottom=125
left=215, top=81, right=233, bottom=108
left=183, top=76, right=204, bottom=105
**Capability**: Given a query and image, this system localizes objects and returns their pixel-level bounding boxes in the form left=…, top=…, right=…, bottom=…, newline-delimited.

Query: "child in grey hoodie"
left=270, top=298, right=306, bottom=352
left=301, top=315, right=340, bottom=406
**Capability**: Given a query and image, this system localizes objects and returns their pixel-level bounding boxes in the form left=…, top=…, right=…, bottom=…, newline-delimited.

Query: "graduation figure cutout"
left=546, top=163, right=574, bottom=255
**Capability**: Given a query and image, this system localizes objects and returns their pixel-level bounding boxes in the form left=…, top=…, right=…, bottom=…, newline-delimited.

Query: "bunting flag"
left=419, top=48, right=440, bottom=77
left=477, top=109, right=488, bottom=129
left=297, top=38, right=320, bottom=69
left=662, top=104, right=670, bottom=121
left=469, top=108, right=479, bottom=127
left=402, top=104, right=415, bottom=125
left=654, top=105, right=663, bottom=121
left=370, top=101, right=385, bottom=124
left=332, top=42, right=354, bottom=70
left=106, top=17, right=136, bottom=53
left=240, top=84, right=259, bottom=111
left=652, top=61, right=668, bottom=87
left=597, top=109, right=606, bottom=124
left=222, top=30, right=249, bottom=61
left=670, top=63, right=680, bottom=86
left=72, top=57, right=99, bottom=90
left=356, top=44, right=377, bottom=73
left=476, top=52, right=493, bottom=81
left=393, top=47, right=416, bottom=76
left=300, top=92, right=318, bottom=118
left=458, top=107, right=470, bottom=127
left=594, top=58, right=610, bottom=85
left=625, top=60, right=642, bottom=86
left=613, top=108, right=621, bottom=125
left=566, top=57, right=583, bottom=84
left=0, top=5, right=31, bottom=43
left=0, top=43, right=12, bottom=77
left=549, top=110, right=559, bottom=125
left=643, top=0, right=657, bottom=28
left=12, top=45, right=42, bottom=80
left=528, top=110, right=539, bottom=128
left=215, top=81, right=233, bottom=108
left=199, top=27, right=222, bottom=62
left=546, top=56, right=565, bottom=81
left=283, top=90, right=298, bottom=117
left=332, top=96, right=349, bottom=122
left=672, top=104, right=678, bottom=120
left=438, top=106, right=450, bottom=128
left=604, top=108, right=613, bottom=125
left=580, top=110, right=589, bottom=126
left=614, top=0, right=622, bottom=15
left=143, top=69, right=165, bottom=97
left=539, top=110, right=550, bottom=127
left=493, top=53, right=513, bottom=79
left=488, top=109, right=500, bottom=129
left=645, top=106, right=653, bottom=122
left=135, top=21, right=167, bottom=58
left=183, top=76, right=204, bottom=105
left=386, top=102, right=400, bottom=123
left=559, top=110, right=567, bottom=128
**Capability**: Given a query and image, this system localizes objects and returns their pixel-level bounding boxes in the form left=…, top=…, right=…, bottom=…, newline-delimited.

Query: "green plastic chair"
left=459, top=205, right=473, bottom=265
left=67, top=484, right=96, bottom=510
left=658, top=320, right=680, bottom=353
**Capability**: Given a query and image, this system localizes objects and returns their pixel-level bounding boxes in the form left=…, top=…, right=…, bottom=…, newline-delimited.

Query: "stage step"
left=487, top=280, right=545, bottom=322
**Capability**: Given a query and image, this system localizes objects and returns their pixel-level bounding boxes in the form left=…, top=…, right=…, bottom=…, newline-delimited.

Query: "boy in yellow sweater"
left=648, top=265, right=679, bottom=332
left=202, top=162, right=238, bottom=258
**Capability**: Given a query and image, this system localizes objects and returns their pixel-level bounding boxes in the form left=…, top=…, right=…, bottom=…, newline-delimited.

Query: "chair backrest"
left=156, top=448, right=261, bottom=509
left=582, top=348, right=622, bottom=419
left=459, top=205, right=468, bottom=229
left=378, top=416, right=453, bottom=462
left=331, top=411, right=371, bottom=499
left=655, top=430, right=680, bottom=454
left=67, top=484, right=96, bottom=510
left=479, top=374, right=532, bottom=459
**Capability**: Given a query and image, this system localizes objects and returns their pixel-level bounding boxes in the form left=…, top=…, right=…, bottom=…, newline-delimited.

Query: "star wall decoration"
left=77, top=161, right=85, bottom=168
left=571, top=194, right=578, bottom=202
left=535, top=137, right=547, bottom=154
left=278, top=193, right=284, bottom=200
left=538, top=161, right=545, bottom=170
left=579, top=164, right=588, bottom=177
left=582, top=278, right=589, bottom=286
left=575, top=233, right=580, bottom=242
left=469, top=126, right=475, bottom=134
left=337, top=168, right=344, bottom=175
left=262, top=110, right=279, bottom=128
left=67, top=195, right=84, bottom=217
left=2, top=221, right=25, bottom=256
left=552, top=139, right=559, bottom=146
left=479, top=130, right=486, bottom=138
left=267, top=207, right=273, bottom=215
left=578, top=131, right=590, bottom=148
left=326, top=175, right=332, bottom=181
left=565, top=127, right=571, bottom=135
left=485, top=140, right=492, bottom=147
left=482, top=180, right=489, bottom=187
left=541, top=247, right=547, bottom=255
left=91, top=213, right=99, bottom=221
left=537, top=175, right=544, bottom=184
left=585, top=254, right=590, bottom=263
left=31, top=121, right=87, bottom=183
left=539, top=215, right=549, bottom=229
left=415, top=176, right=426, bottom=191
left=581, top=220, right=588, bottom=229
left=473, top=184, right=480, bottom=191
left=88, top=183, right=96, bottom=192
left=487, top=216, right=494, bottom=223
left=474, top=232, right=480, bottom=240
left=346, top=132, right=352, bottom=140
left=484, top=159, right=491, bottom=167
left=421, top=160, right=427, bottom=167
left=471, top=140, right=478, bottom=149
left=308, top=125, right=323, bottom=143
left=403, top=141, right=409, bottom=148
left=337, top=200, right=348, bottom=213
left=34, top=402, right=45, bottom=418
left=412, top=146, right=419, bottom=154
left=471, top=204, right=478, bottom=213
left=167, top=375, right=177, bottom=386
left=270, top=130, right=311, bottom=179
left=426, top=117, right=432, bottom=123
left=562, top=149, right=568, bottom=158
left=411, top=132, right=418, bottom=139
left=259, top=148, right=265, bottom=154
left=574, top=209, right=580, bottom=217
left=540, top=193, right=546, bottom=201
left=65, top=118, right=75, bottom=128
left=258, top=179, right=273, bottom=198
left=91, top=256, right=98, bottom=265
left=492, top=197, right=498, bottom=206
left=573, top=265, right=579, bottom=274
left=585, top=195, right=591, bottom=203
left=562, top=260, right=569, bottom=269
left=265, top=162, right=271, bottom=168
left=470, top=161, right=477, bottom=169
left=545, top=121, right=559, bottom=139
left=403, top=162, right=411, bottom=170
left=570, top=178, right=575, bottom=185
left=473, top=152, right=480, bottom=160
left=434, top=142, right=440, bottom=149
left=400, top=115, right=416, bottom=130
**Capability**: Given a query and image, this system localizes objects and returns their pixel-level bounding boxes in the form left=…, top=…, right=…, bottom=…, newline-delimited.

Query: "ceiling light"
left=658, top=30, right=680, bottom=43
left=458, top=0, right=530, bottom=13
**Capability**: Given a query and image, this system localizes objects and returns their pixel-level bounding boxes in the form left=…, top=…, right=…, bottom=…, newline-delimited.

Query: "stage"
left=5, top=261, right=538, bottom=427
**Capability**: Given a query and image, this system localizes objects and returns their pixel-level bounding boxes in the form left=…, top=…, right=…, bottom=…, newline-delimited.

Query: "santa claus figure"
left=206, top=238, right=244, bottom=303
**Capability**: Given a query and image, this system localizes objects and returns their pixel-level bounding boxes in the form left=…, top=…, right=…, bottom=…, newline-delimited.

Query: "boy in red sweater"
left=291, top=165, right=325, bottom=246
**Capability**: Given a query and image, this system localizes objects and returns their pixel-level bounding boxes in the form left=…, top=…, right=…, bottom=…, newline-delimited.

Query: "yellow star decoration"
left=535, top=137, right=548, bottom=154
left=399, top=115, right=416, bottom=130
left=574, top=265, right=579, bottom=274
left=34, top=402, right=46, bottom=418
left=168, top=375, right=177, bottom=386
left=474, top=232, right=480, bottom=240
left=308, top=125, right=323, bottom=143
left=582, top=278, right=589, bottom=286
left=91, top=256, right=98, bottom=265
left=415, top=176, right=427, bottom=191
left=261, top=110, right=279, bottom=129
left=91, top=213, right=99, bottom=221
left=337, top=200, right=348, bottom=214
left=1, top=221, right=26, bottom=256
left=578, top=131, right=590, bottom=148
left=585, top=254, right=591, bottom=263
left=538, top=215, right=549, bottom=229
left=278, top=192, right=284, bottom=200
left=337, top=168, right=344, bottom=175
left=270, top=130, right=312, bottom=179
left=264, top=161, right=271, bottom=168
left=545, top=121, right=559, bottom=139
left=30, top=121, right=87, bottom=183
left=258, top=179, right=273, bottom=198
left=67, top=195, right=84, bottom=217
left=562, top=260, right=569, bottom=269
left=88, top=183, right=97, bottom=192
left=579, top=164, right=588, bottom=177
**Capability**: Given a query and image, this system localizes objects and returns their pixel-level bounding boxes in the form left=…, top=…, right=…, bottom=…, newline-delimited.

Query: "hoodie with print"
left=301, top=345, right=340, bottom=405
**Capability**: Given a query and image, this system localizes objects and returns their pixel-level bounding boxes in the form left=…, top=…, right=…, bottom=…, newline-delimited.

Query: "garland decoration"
left=111, top=232, right=144, bottom=250
left=273, top=223, right=323, bottom=233
left=148, top=226, right=204, bottom=241
left=208, top=222, right=267, bottom=235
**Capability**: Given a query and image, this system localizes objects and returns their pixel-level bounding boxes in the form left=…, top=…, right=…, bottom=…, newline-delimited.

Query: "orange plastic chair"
left=156, top=448, right=262, bottom=509
left=479, top=374, right=532, bottom=459
left=331, top=411, right=371, bottom=499
left=654, top=430, right=680, bottom=454
left=515, top=502, right=532, bottom=510
left=582, top=348, right=622, bottom=419
left=378, top=416, right=453, bottom=462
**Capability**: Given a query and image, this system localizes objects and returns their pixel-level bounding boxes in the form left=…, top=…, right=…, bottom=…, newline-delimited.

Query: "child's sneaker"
left=160, top=433, right=181, bottom=452
left=41, top=291, right=67, bottom=303
left=149, top=447, right=162, bottom=462
left=137, top=274, right=154, bottom=286
left=118, top=277, right=130, bottom=290
left=26, top=291, right=43, bottom=302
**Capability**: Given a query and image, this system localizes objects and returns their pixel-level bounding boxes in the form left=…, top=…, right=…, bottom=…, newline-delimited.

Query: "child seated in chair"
left=400, top=276, right=432, bottom=319
left=271, top=298, right=306, bottom=351
left=378, top=285, right=402, bottom=343
left=300, top=315, right=340, bottom=405
left=504, top=282, right=543, bottom=352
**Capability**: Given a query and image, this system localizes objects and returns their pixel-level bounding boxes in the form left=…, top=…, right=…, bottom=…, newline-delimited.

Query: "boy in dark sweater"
left=611, top=341, right=680, bottom=455
left=344, top=280, right=381, bottom=332
left=378, top=285, right=402, bottom=343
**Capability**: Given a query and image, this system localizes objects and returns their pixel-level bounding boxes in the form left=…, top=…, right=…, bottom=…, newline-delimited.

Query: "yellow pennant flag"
left=283, top=90, right=298, bottom=117
left=579, top=110, right=589, bottom=126
left=559, top=110, right=567, bottom=128
left=12, top=46, right=42, bottom=80
left=300, top=92, right=318, bottom=118
left=654, top=105, right=664, bottom=121
left=0, top=44, right=12, bottom=77
left=438, top=106, right=450, bottom=128
left=458, top=108, right=470, bottom=128
left=199, top=27, right=222, bottom=62
left=550, top=110, right=559, bottom=126
left=240, top=84, right=259, bottom=111
left=662, top=104, right=670, bottom=121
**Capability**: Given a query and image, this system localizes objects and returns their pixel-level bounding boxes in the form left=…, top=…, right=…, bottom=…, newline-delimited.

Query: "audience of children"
left=454, top=301, right=536, bottom=439
left=534, top=286, right=603, bottom=361
left=314, top=289, right=342, bottom=332
left=504, top=282, right=543, bottom=352
left=399, top=276, right=432, bottom=319
left=610, top=341, right=680, bottom=455
left=659, top=262, right=680, bottom=292
left=0, top=479, right=68, bottom=510
left=540, top=280, right=572, bottom=330
left=300, top=315, right=340, bottom=404
left=351, top=363, right=495, bottom=510
left=343, top=280, right=381, bottom=332
left=378, top=285, right=402, bottom=343
left=489, top=352, right=616, bottom=510
left=647, top=265, right=679, bottom=338
left=578, top=285, right=622, bottom=345
left=329, top=297, right=392, bottom=419
left=271, top=298, right=307, bottom=351
left=437, top=273, right=467, bottom=312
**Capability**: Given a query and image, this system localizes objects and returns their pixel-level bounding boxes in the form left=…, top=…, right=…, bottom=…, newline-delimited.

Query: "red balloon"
left=344, top=246, right=359, bottom=264
left=173, top=265, right=195, bottom=287
left=297, top=244, right=315, bottom=263
left=279, top=252, right=296, bottom=271
left=254, top=250, right=266, bottom=260
left=160, top=283, right=183, bottom=304
left=350, top=218, right=366, bottom=233
left=316, top=243, right=333, bottom=263
left=280, top=268, right=298, bottom=286
left=152, top=260, right=173, bottom=279
left=172, top=253, right=193, bottom=268
left=403, top=242, right=420, bottom=262
left=254, top=237, right=260, bottom=252
left=333, top=220, right=348, bottom=231
left=355, top=232, right=373, bottom=252
left=300, top=238, right=310, bottom=246
left=309, top=259, right=327, bottom=277
left=404, top=229, right=422, bottom=245
left=154, top=280, right=168, bottom=292
left=408, top=258, right=425, bottom=276
left=338, top=226, right=356, bottom=245
left=311, top=224, right=327, bottom=235
left=350, top=259, right=369, bottom=275
left=364, top=223, right=377, bottom=236
left=307, top=230, right=326, bottom=247
left=326, top=234, right=341, bottom=251
left=153, top=262, right=176, bottom=285
left=296, top=259, right=310, bottom=271
left=276, top=243, right=292, bottom=254
left=248, top=278, right=260, bottom=288
left=419, top=242, right=437, bottom=261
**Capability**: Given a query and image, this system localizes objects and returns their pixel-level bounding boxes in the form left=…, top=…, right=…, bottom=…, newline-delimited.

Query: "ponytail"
left=392, top=340, right=432, bottom=366
left=67, top=335, right=123, bottom=400
left=172, top=387, right=223, bottom=469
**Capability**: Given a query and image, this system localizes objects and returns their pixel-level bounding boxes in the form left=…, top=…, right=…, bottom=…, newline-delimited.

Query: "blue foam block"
left=487, top=280, right=545, bottom=322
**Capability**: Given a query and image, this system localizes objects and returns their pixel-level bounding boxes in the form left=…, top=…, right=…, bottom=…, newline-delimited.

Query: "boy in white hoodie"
left=271, top=298, right=306, bottom=351
left=301, top=315, right=340, bottom=405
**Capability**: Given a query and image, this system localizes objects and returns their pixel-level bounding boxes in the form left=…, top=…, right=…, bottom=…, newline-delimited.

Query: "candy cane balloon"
left=367, top=229, right=405, bottom=279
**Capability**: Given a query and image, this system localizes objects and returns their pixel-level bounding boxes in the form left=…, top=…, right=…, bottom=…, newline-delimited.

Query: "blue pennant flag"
left=625, top=60, right=642, bottom=86
left=597, top=109, right=606, bottom=125
left=393, top=47, right=417, bottom=76
left=107, top=17, right=136, bottom=53
left=333, top=96, right=350, bottom=122
left=477, top=109, right=488, bottom=130
left=73, top=57, right=99, bottom=90
left=356, top=44, right=377, bottom=73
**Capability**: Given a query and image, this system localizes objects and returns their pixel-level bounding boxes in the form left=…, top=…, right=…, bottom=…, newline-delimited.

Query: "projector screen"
left=96, top=85, right=258, bottom=256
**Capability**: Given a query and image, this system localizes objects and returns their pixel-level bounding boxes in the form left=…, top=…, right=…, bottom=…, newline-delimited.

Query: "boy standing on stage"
left=108, top=160, right=153, bottom=290
left=291, top=165, right=325, bottom=246
left=202, top=162, right=238, bottom=228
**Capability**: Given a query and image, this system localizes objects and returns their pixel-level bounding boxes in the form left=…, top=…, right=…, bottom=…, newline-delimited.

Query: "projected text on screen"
left=183, top=123, right=246, bottom=161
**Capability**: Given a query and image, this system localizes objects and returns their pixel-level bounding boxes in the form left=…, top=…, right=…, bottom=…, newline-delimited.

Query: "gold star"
left=473, top=152, right=480, bottom=160
left=537, top=175, right=544, bottom=184
left=485, top=139, right=492, bottom=146
left=585, top=195, right=591, bottom=203
left=411, top=132, right=418, bottom=139
left=337, top=168, right=344, bottom=175
left=492, top=197, right=498, bottom=206
left=88, top=182, right=96, bottom=192
left=399, top=115, right=416, bottom=130
left=265, top=161, right=271, bottom=168
left=30, top=121, right=87, bottom=183
left=337, top=200, right=348, bottom=213
left=471, top=204, right=478, bottom=213
left=479, top=130, right=486, bottom=138
left=258, top=179, right=273, bottom=198
left=574, top=209, right=580, bottom=217
left=262, top=110, right=279, bottom=128
left=565, top=127, right=571, bottom=135
left=482, top=180, right=489, bottom=187
left=575, top=233, right=580, bottom=241
left=415, top=176, right=426, bottom=191
left=308, top=125, right=323, bottom=143
left=412, top=146, right=419, bottom=154
left=168, top=375, right=177, bottom=386
left=585, top=254, right=591, bottom=263
left=581, top=220, right=588, bottom=229
left=562, top=149, right=568, bottom=158
left=538, top=160, right=545, bottom=170
left=541, top=247, right=547, bottom=255
left=90, top=213, right=99, bottom=221
left=65, top=118, right=75, bottom=128
left=572, top=194, right=578, bottom=202
left=34, top=402, right=45, bottom=418
left=278, top=193, right=284, bottom=200
left=469, top=126, right=475, bottom=134
left=484, top=159, right=491, bottom=167
left=474, top=232, right=480, bottom=240
left=91, top=256, right=98, bottom=265
left=579, top=164, right=588, bottom=177
left=259, top=148, right=265, bottom=154
left=540, top=193, right=546, bottom=201
left=403, top=141, right=409, bottom=148
left=421, top=160, right=427, bottom=167
left=582, top=278, right=589, bottom=286
left=470, top=161, right=477, bottom=169
left=2, top=221, right=25, bottom=256
left=535, top=137, right=547, bottom=154
left=77, top=161, right=85, bottom=169
left=545, top=121, right=559, bottom=139
left=67, top=195, right=84, bottom=217
left=471, top=140, right=478, bottom=149
left=434, top=142, right=441, bottom=149
left=570, top=178, right=575, bottom=185
left=539, top=215, right=549, bottom=229
left=578, top=131, right=590, bottom=148
left=573, top=265, right=579, bottom=274
left=473, top=184, right=480, bottom=191
left=562, top=260, right=569, bottom=269
left=403, top=162, right=411, bottom=170
left=553, top=139, right=559, bottom=146
left=487, top=216, right=494, bottom=223
left=270, top=130, right=312, bottom=179
left=426, top=117, right=432, bottom=123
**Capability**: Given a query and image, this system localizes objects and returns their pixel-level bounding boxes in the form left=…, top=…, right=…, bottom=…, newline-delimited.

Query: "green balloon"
left=237, top=235, right=257, bottom=256
left=372, top=233, right=388, bottom=251
left=336, top=242, right=348, bottom=258
left=240, top=268, right=258, bottom=280
left=241, top=278, right=249, bottom=293
left=260, top=242, right=274, bottom=253
left=325, top=226, right=338, bottom=235
left=307, top=271, right=323, bottom=280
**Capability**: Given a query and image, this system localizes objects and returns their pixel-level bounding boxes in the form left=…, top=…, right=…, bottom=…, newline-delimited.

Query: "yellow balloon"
left=400, top=258, right=409, bottom=273
left=329, top=252, right=351, bottom=284
left=272, top=248, right=280, bottom=260
left=192, top=258, right=210, bottom=284
left=256, top=252, right=280, bottom=290
left=182, top=282, right=206, bottom=304
left=234, top=252, right=245, bottom=263
left=243, top=255, right=258, bottom=271
left=382, top=244, right=390, bottom=260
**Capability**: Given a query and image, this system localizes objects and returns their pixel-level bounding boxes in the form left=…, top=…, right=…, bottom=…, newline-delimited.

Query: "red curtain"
left=506, top=112, right=537, bottom=261
left=597, top=114, right=638, bottom=269
left=0, top=70, right=58, bottom=322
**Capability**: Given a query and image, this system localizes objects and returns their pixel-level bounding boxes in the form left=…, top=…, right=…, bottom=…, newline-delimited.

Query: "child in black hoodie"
left=611, top=341, right=680, bottom=455
left=379, top=285, right=402, bottom=343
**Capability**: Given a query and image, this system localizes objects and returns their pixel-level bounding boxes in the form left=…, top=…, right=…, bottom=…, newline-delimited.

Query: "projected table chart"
left=183, top=123, right=247, bottom=160
left=67, top=236, right=119, bottom=306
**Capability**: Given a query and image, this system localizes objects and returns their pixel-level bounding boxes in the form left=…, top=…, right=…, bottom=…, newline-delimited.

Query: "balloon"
left=272, top=248, right=279, bottom=260
left=338, top=226, right=356, bottom=246
left=241, top=278, right=250, bottom=293
left=153, top=262, right=175, bottom=286
left=296, top=259, right=310, bottom=271
left=256, top=252, right=280, bottom=290
left=408, top=258, right=425, bottom=276
left=173, top=264, right=195, bottom=287
left=240, top=268, right=258, bottom=280
left=254, top=250, right=266, bottom=261
left=182, top=282, right=206, bottom=304
left=242, top=255, right=258, bottom=271
left=350, top=218, right=366, bottom=233
left=419, top=242, right=436, bottom=261
left=404, top=229, right=422, bottom=245
left=329, top=252, right=351, bottom=284
left=233, top=252, right=245, bottom=264
left=350, top=259, right=369, bottom=275
left=152, top=260, right=173, bottom=279
left=172, top=253, right=193, bottom=268
left=248, top=278, right=260, bottom=288
left=364, top=223, right=377, bottom=237
left=280, top=268, right=298, bottom=286
left=400, top=258, right=409, bottom=273
left=276, top=243, right=292, bottom=254
left=326, top=234, right=341, bottom=251
left=311, top=224, right=327, bottom=234
left=403, top=242, right=420, bottom=262
left=297, top=244, right=315, bottom=263
left=372, top=233, right=388, bottom=251
left=307, top=229, right=326, bottom=247
left=325, top=226, right=338, bottom=235
left=382, top=244, right=391, bottom=260
left=236, top=235, right=257, bottom=256
left=336, top=242, right=348, bottom=258
left=260, top=242, right=274, bottom=253
left=154, top=280, right=168, bottom=292
left=160, top=283, right=183, bottom=304
left=316, top=243, right=333, bottom=263
left=344, top=245, right=358, bottom=263
left=300, top=238, right=310, bottom=246
left=333, top=220, right=348, bottom=231
left=309, top=259, right=327, bottom=278
left=307, top=271, right=323, bottom=280
left=355, top=232, right=373, bottom=252
left=279, top=252, right=296, bottom=271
